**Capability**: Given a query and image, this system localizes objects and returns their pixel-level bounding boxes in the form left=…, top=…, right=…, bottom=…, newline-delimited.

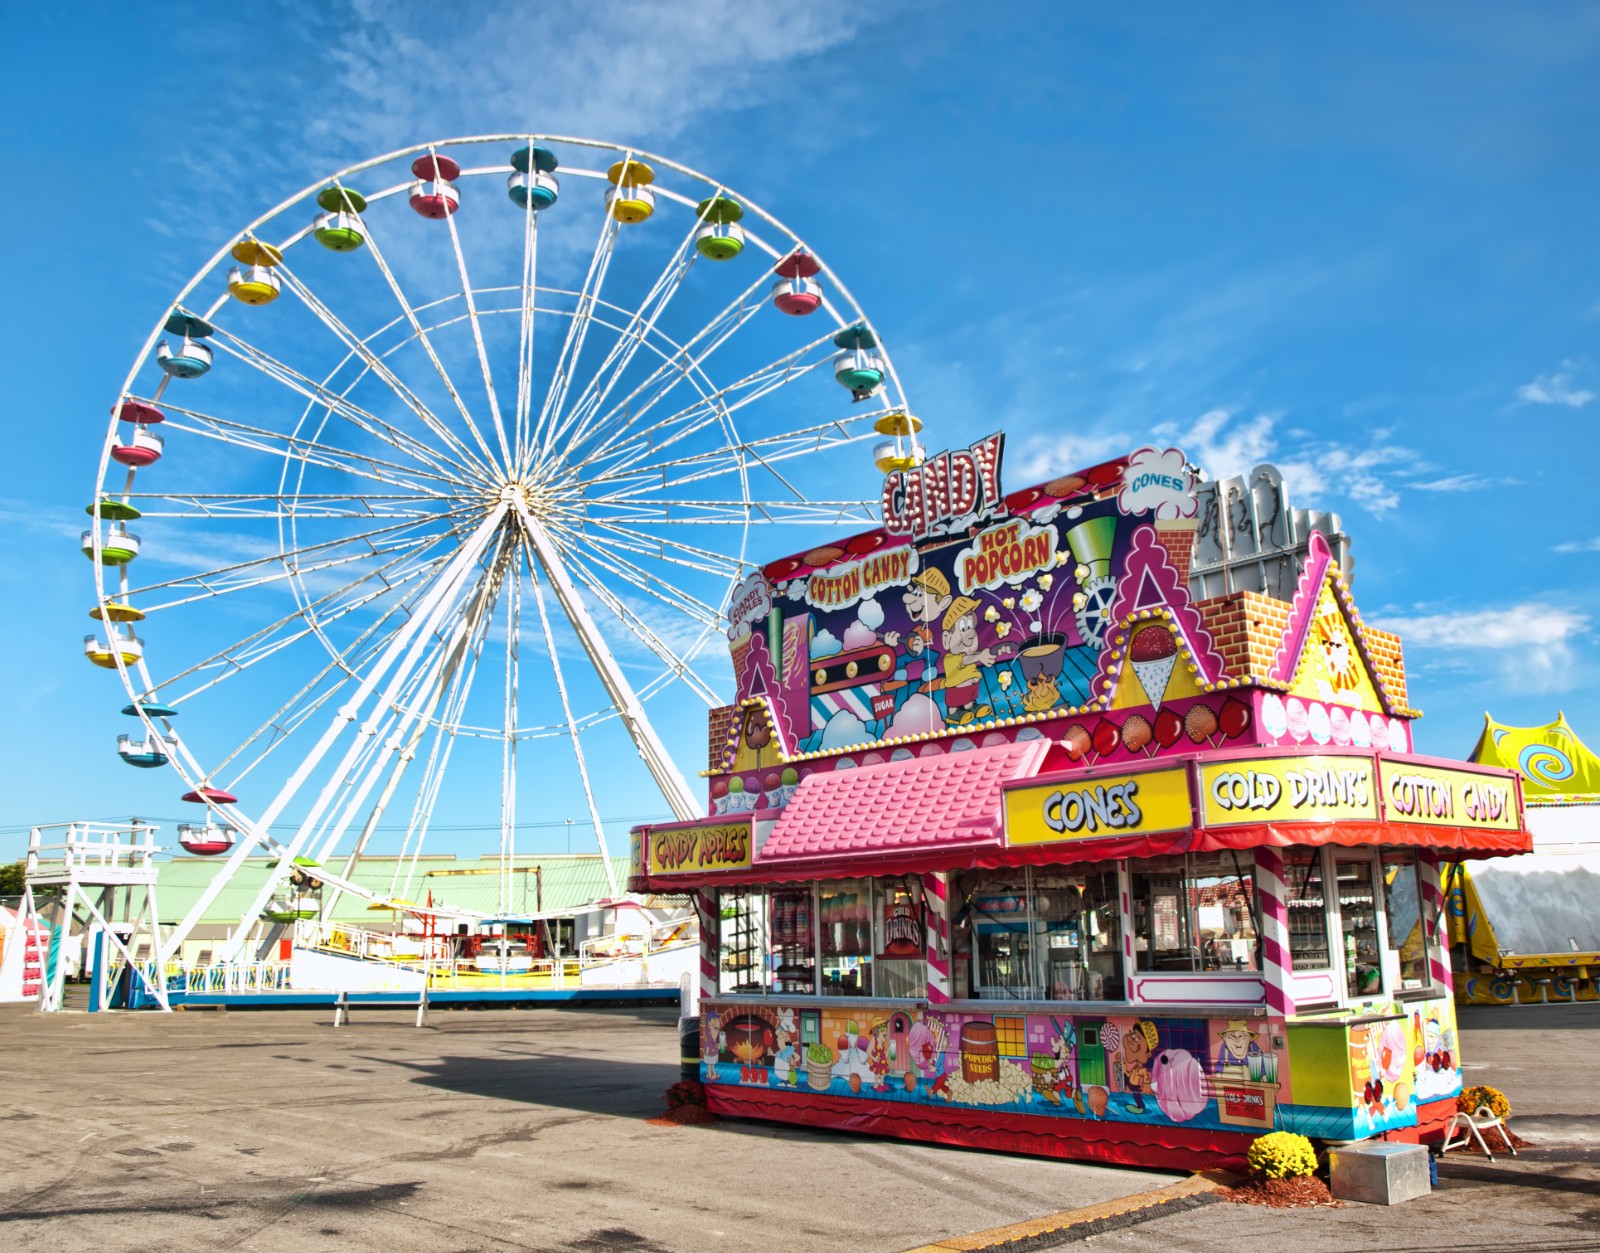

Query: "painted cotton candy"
left=1152, top=1049, right=1208, bottom=1123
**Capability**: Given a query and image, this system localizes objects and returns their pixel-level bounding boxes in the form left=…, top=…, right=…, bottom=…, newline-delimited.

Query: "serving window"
left=719, top=877, right=925, bottom=998
left=1381, top=852, right=1428, bottom=991
left=1131, top=852, right=1259, bottom=973
left=955, top=866, right=1123, bottom=1002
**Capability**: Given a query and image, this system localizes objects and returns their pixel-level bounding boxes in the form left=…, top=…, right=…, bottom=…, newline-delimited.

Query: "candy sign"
left=881, top=432, right=1005, bottom=542
left=1379, top=762, right=1520, bottom=831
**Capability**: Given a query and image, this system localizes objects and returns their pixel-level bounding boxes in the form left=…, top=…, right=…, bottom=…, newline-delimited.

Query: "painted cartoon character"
left=908, top=1016, right=948, bottom=1080
left=1214, top=1019, right=1264, bottom=1075
left=1042, top=1020, right=1083, bottom=1111
left=702, top=1011, right=723, bottom=1083
left=885, top=569, right=950, bottom=697
left=866, top=1021, right=893, bottom=1092
left=1116, top=1019, right=1159, bottom=1114
left=940, top=596, right=996, bottom=726
left=774, top=1026, right=800, bottom=1086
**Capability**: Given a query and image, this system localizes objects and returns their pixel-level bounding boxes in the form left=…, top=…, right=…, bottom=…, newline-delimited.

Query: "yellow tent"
left=1469, top=712, right=1600, bottom=802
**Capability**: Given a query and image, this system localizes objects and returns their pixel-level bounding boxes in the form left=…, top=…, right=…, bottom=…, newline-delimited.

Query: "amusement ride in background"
left=82, top=135, right=925, bottom=963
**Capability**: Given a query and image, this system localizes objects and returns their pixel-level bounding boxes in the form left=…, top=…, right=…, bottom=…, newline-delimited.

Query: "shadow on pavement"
left=367, top=1050, right=680, bottom=1118
left=1458, top=1003, right=1600, bottom=1031
left=1439, top=1162, right=1600, bottom=1197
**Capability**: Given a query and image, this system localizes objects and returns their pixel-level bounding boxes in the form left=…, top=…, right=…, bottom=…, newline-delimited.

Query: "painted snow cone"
left=1129, top=624, right=1178, bottom=708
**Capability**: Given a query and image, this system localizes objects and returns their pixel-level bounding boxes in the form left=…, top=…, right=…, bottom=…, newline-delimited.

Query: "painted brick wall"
left=1363, top=627, right=1412, bottom=711
left=1195, top=590, right=1292, bottom=681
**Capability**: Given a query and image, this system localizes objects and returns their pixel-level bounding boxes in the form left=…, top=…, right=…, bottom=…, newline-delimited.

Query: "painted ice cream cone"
left=1129, top=625, right=1178, bottom=710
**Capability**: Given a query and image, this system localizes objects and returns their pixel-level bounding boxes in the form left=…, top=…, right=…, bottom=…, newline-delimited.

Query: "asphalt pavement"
left=0, top=998, right=1593, bottom=1252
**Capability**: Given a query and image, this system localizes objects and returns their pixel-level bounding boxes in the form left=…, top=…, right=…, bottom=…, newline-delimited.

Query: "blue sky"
left=2, top=2, right=1597, bottom=862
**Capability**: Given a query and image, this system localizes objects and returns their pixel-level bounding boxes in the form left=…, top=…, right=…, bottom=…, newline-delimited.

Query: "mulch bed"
left=1220, top=1175, right=1341, bottom=1208
left=1446, top=1124, right=1531, bottom=1155
left=645, top=1104, right=718, bottom=1126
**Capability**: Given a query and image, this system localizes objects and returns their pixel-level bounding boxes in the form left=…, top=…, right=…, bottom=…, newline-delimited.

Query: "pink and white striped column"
left=1417, top=852, right=1455, bottom=993
left=922, top=872, right=951, bottom=1003
left=1253, top=848, right=1297, bottom=1018
left=694, top=887, right=720, bottom=1002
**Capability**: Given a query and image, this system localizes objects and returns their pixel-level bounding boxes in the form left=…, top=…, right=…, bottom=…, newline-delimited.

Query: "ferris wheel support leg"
left=163, top=506, right=510, bottom=964
left=513, top=503, right=699, bottom=823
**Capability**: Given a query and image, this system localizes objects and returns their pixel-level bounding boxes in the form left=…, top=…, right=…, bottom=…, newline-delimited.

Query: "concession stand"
left=629, top=437, right=1530, bottom=1169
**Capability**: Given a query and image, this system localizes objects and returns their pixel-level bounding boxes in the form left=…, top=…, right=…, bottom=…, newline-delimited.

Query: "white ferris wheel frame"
left=87, top=134, right=914, bottom=965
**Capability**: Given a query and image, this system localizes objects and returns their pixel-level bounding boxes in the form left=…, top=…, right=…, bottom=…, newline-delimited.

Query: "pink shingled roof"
left=757, top=738, right=1049, bottom=866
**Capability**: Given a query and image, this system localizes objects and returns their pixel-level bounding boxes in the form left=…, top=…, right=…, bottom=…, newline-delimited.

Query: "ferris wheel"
left=83, top=135, right=921, bottom=962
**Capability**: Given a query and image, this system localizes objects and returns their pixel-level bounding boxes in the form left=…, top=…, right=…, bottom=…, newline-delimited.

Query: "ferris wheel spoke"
left=564, top=262, right=777, bottom=461
left=584, top=495, right=878, bottom=527
left=127, top=491, right=449, bottom=521
left=124, top=510, right=467, bottom=606
left=544, top=191, right=723, bottom=459
left=441, top=203, right=514, bottom=468
left=528, top=193, right=622, bottom=471
left=565, top=517, right=747, bottom=580
left=551, top=528, right=723, bottom=628
left=594, top=412, right=886, bottom=498
left=582, top=322, right=840, bottom=472
left=512, top=177, right=540, bottom=475
left=156, top=399, right=460, bottom=495
left=558, top=552, right=722, bottom=707
left=152, top=546, right=453, bottom=712
left=351, top=215, right=506, bottom=473
left=205, top=322, right=483, bottom=485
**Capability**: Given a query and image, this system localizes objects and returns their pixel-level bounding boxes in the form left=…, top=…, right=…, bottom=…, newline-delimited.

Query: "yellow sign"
left=1006, top=767, right=1192, bottom=845
left=1380, top=762, right=1519, bottom=831
left=628, top=830, right=645, bottom=879
left=647, top=822, right=753, bottom=876
left=1201, top=756, right=1378, bottom=827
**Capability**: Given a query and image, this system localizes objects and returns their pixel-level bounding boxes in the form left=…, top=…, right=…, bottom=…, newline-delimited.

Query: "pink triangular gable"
left=1092, top=525, right=1226, bottom=702
left=770, top=616, right=812, bottom=753
left=1269, top=530, right=1333, bottom=683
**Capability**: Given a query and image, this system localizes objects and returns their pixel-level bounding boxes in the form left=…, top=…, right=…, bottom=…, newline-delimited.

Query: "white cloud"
left=1553, top=536, right=1600, bottom=554
left=1413, top=473, right=1496, bottom=492
left=1516, top=363, right=1595, bottom=408
left=1373, top=603, right=1589, bottom=694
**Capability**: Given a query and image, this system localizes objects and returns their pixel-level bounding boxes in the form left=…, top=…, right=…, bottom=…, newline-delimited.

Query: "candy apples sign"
left=725, top=573, right=772, bottom=641
left=881, top=433, right=1005, bottom=542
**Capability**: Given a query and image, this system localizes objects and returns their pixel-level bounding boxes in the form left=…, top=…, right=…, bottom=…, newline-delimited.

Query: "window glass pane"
left=718, top=887, right=768, bottom=993
left=1132, top=856, right=1194, bottom=971
left=819, top=879, right=872, bottom=996
left=1336, top=857, right=1383, bottom=998
left=1382, top=854, right=1428, bottom=989
left=769, top=887, right=816, bottom=994
left=872, top=877, right=924, bottom=998
left=1190, top=851, right=1259, bottom=972
left=1285, top=853, right=1331, bottom=972
left=964, top=874, right=1037, bottom=999
left=1035, top=869, right=1124, bottom=1000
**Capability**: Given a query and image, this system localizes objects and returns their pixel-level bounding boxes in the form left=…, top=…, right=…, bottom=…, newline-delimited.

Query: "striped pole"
left=1416, top=853, right=1454, bottom=993
left=694, top=888, right=720, bottom=1003
left=922, top=872, right=951, bottom=1003
left=1253, top=848, right=1297, bottom=1017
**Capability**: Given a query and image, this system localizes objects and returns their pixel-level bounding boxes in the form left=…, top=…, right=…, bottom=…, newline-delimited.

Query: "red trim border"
left=704, top=1083, right=1254, bottom=1173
